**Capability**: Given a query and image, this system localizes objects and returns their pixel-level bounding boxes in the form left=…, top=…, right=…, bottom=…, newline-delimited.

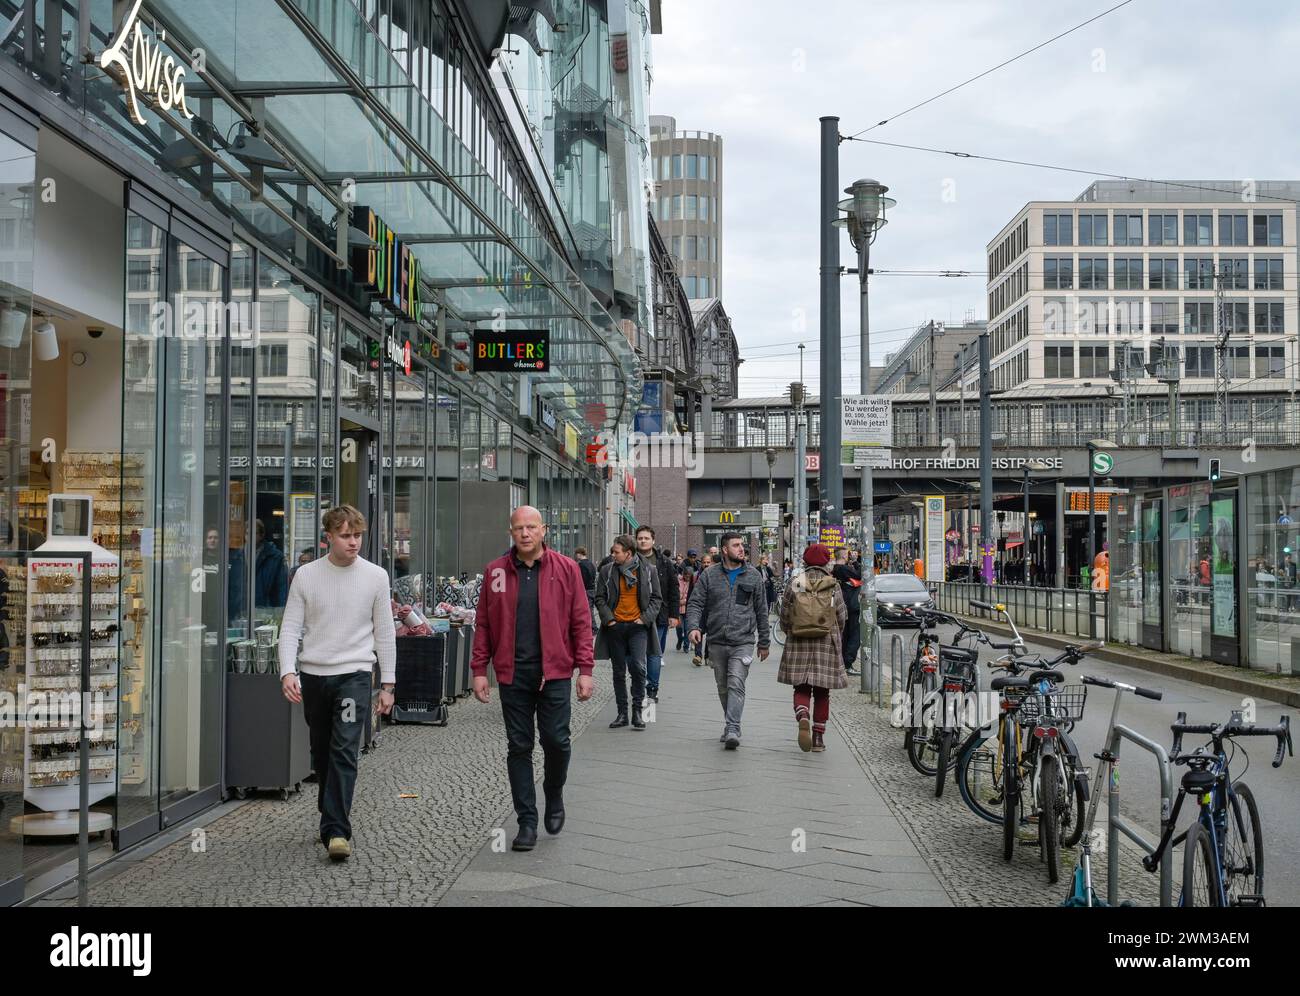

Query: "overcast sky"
left=650, top=0, right=1300, bottom=397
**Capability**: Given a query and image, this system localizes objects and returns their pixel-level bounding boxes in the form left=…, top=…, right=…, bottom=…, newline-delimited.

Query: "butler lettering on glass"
left=352, top=207, right=423, bottom=322
left=99, top=0, right=196, bottom=127
left=471, top=330, right=550, bottom=372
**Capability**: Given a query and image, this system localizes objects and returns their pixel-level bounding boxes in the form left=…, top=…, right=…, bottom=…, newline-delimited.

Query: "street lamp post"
left=833, top=177, right=895, bottom=691
left=1023, top=460, right=1050, bottom=585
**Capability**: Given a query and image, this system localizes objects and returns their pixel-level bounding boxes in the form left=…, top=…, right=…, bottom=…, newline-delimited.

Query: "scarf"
left=618, top=558, right=639, bottom=588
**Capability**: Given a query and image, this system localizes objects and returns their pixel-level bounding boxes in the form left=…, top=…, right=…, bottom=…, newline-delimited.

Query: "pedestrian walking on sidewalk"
left=575, top=546, right=598, bottom=636
left=689, top=553, right=713, bottom=665
left=778, top=544, right=847, bottom=753
left=685, top=531, right=770, bottom=749
left=831, top=546, right=862, bottom=676
left=594, top=535, right=662, bottom=730
left=676, top=565, right=691, bottom=651
left=635, top=526, right=678, bottom=703
left=471, top=506, right=595, bottom=852
left=279, top=504, right=396, bottom=862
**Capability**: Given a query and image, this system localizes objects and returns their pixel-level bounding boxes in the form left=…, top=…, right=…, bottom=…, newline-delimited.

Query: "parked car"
left=873, top=573, right=936, bottom=627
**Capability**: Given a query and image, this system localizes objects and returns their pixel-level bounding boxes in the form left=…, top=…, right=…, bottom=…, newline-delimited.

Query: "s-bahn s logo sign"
left=99, top=0, right=196, bottom=127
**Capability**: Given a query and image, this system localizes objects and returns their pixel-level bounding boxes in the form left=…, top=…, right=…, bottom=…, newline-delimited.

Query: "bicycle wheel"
left=770, top=608, right=787, bottom=647
left=1223, top=781, right=1264, bottom=904
left=957, top=730, right=1003, bottom=824
left=1002, top=717, right=1019, bottom=861
left=1181, top=819, right=1221, bottom=906
left=906, top=667, right=941, bottom=775
left=1039, top=754, right=1061, bottom=884
left=934, top=729, right=953, bottom=797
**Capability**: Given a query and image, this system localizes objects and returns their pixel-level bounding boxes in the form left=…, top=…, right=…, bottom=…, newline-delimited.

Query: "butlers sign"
left=353, top=207, right=423, bottom=323
left=99, top=0, right=196, bottom=126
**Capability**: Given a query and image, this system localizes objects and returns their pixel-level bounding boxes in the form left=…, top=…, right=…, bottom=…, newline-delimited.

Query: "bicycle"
left=915, top=610, right=984, bottom=798
left=954, top=602, right=1089, bottom=882
left=769, top=574, right=791, bottom=646
left=901, top=618, right=943, bottom=776
left=1142, top=710, right=1292, bottom=906
left=1061, top=673, right=1165, bottom=907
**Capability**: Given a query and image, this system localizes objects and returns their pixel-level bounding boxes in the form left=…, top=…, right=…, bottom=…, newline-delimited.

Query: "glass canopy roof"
left=128, top=0, right=640, bottom=434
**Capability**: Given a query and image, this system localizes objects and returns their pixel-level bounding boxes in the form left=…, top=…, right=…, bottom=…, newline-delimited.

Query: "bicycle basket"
left=1020, top=684, right=1087, bottom=723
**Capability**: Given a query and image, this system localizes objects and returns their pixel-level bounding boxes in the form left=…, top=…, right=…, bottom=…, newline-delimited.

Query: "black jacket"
left=577, top=557, right=597, bottom=594
left=832, top=562, right=862, bottom=611
left=644, top=547, right=679, bottom=625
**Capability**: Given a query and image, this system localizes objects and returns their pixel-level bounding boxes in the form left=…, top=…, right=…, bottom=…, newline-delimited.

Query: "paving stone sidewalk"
left=439, top=647, right=954, bottom=907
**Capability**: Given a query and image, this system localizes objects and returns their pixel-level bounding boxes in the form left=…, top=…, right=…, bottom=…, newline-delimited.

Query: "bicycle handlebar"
left=1081, top=674, right=1163, bottom=699
left=1171, top=711, right=1294, bottom=768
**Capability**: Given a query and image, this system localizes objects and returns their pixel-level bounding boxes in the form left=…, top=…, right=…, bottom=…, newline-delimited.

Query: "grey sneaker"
left=725, top=733, right=740, bottom=750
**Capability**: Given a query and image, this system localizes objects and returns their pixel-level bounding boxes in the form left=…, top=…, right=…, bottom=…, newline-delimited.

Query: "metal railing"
left=937, top=582, right=1109, bottom=642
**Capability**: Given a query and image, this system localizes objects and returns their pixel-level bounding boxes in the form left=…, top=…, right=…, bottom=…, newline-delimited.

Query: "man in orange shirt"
left=594, top=535, right=662, bottom=730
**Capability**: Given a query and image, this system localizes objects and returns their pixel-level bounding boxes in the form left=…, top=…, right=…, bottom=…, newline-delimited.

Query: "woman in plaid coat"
left=777, top=544, right=848, bottom=753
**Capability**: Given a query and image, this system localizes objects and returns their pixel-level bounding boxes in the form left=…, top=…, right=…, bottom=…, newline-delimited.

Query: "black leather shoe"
left=609, top=712, right=629, bottom=729
left=632, top=706, right=646, bottom=730
left=544, top=798, right=565, bottom=835
left=512, top=825, right=538, bottom=851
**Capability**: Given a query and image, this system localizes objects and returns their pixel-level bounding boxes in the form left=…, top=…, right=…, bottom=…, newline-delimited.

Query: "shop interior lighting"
left=32, top=320, right=58, bottom=362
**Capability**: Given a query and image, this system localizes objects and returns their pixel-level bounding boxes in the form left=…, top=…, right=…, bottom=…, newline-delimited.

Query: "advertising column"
left=924, top=496, right=946, bottom=583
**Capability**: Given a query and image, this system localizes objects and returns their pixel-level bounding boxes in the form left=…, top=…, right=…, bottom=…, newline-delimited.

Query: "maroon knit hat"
left=803, top=544, right=831, bottom=567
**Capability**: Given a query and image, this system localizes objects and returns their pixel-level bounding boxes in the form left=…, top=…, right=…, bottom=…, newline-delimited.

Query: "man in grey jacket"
left=684, top=531, right=770, bottom=749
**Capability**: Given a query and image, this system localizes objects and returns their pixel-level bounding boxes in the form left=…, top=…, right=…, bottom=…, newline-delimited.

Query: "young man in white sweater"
left=279, top=504, right=396, bottom=861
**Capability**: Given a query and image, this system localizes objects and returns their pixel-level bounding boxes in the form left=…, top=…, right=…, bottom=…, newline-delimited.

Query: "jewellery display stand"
left=62, top=452, right=145, bottom=788
left=8, top=496, right=120, bottom=838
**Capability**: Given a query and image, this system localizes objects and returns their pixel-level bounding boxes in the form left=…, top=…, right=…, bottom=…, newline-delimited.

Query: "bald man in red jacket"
left=472, top=505, right=594, bottom=852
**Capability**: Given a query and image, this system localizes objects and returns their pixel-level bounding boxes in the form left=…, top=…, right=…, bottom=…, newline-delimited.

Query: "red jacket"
left=471, top=546, right=595, bottom=686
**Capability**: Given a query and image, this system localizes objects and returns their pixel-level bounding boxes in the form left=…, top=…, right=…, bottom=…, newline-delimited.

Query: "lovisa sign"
left=100, top=0, right=196, bottom=127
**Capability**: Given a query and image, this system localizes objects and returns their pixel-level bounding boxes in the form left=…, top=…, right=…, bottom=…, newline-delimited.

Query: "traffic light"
left=1209, top=458, right=1221, bottom=483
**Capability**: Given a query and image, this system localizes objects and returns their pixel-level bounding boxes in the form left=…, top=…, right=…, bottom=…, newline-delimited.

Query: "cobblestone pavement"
left=57, top=678, right=615, bottom=907
left=439, top=646, right=953, bottom=907
left=829, top=685, right=1162, bottom=908
left=54, top=623, right=1288, bottom=907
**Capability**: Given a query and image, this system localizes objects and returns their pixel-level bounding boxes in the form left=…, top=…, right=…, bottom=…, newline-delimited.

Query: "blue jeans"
left=646, top=621, right=669, bottom=693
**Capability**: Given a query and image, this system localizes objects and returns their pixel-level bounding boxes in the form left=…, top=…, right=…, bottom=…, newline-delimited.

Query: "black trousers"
left=605, top=621, right=647, bottom=713
left=301, top=670, right=371, bottom=844
left=841, top=603, right=861, bottom=668
left=499, top=662, right=572, bottom=829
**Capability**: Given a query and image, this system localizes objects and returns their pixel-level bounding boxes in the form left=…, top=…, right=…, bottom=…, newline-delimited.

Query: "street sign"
left=923, top=496, right=945, bottom=582
left=762, top=502, right=780, bottom=527
left=874, top=540, right=892, bottom=554
left=852, top=447, right=891, bottom=469
left=840, top=395, right=892, bottom=466
left=1091, top=450, right=1114, bottom=475
left=804, top=453, right=820, bottom=472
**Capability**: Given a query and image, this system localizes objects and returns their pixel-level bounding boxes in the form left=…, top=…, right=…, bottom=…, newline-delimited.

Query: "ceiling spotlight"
left=33, top=319, right=59, bottom=361
left=0, top=304, right=26, bottom=348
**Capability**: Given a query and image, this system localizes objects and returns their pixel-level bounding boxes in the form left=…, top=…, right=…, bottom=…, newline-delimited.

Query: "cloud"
left=651, top=0, right=1299, bottom=395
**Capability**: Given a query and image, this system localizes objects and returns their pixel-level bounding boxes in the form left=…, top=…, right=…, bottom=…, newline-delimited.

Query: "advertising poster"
left=1211, top=496, right=1236, bottom=638
left=924, top=496, right=945, bottom=582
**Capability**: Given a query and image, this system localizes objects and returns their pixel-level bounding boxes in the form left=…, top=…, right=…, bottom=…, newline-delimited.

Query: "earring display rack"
left=9, top=557, right=120, bottom=837
left=0, top=565, right=25, bottom=799
left=61, top=451, right=146, bottom=788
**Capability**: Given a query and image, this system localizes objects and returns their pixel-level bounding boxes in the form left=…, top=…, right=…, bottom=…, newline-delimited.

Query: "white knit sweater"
left=277, top=555, right=397, bottom=684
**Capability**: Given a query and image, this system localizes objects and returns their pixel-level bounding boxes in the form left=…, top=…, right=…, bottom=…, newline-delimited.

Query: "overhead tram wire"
left=838, top=138, right=1300, bottom=205
left=843, top=0, right=1137, bottom=139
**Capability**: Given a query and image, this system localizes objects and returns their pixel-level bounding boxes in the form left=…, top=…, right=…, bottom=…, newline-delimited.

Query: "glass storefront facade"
left=1113, top=467, right=1300, bottom=675
left=0, top=0, right=637, bottom=902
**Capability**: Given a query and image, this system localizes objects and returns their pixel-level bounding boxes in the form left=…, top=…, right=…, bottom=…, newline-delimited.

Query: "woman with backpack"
left=777, top=544, right=847, bottom=753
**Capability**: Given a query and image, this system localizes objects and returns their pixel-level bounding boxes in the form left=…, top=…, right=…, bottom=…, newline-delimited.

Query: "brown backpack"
left=787, top=571, right=837, bottom=638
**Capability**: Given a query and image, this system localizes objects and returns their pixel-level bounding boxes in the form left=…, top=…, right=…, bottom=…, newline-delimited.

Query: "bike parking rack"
left=861, top=625, right=884, bottom=704
left=1105, top=723, right=1174, bottom=907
